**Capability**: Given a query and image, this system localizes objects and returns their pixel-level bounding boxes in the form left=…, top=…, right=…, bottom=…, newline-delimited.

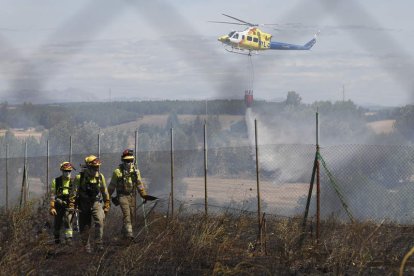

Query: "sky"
left=1, top=0, right=414, bottom=106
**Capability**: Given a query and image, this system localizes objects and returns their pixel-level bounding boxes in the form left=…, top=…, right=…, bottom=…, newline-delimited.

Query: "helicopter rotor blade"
left=208, top=21, right=250, bottom=26
left=128, top=0, right=247, bottom=100
left=222, top=13, right=257, bottom=27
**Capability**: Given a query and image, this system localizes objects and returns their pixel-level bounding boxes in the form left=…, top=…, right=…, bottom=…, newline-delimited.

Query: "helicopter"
left=210, top=14, right=319, bottom=55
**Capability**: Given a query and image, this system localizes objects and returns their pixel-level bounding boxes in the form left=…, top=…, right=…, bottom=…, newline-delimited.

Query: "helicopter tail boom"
left=270, top=31, right=319, bottom=50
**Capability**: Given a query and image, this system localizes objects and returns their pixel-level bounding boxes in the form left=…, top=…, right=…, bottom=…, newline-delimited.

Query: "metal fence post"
left=316, top=109, right=321, bottom=242
left=204, top=121, right=208, bottom=217
left=134, top=130, right=138, bottom=223
left=69, top=136, right=72, bottom=162
left=97, top=132, right=101, bottom=159
left=5, top=144, right=9, bottom=211
left=170, top=127, right=174, bottom=218
left=255, top=119, right=262, bottom=247
left=25, top=142, right=29, bottom=202
left=46, top=140, right=49, bottom=195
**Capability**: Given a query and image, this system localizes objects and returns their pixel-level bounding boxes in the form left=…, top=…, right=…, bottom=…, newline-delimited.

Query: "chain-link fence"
left=1, top=131, right=414, bottom=224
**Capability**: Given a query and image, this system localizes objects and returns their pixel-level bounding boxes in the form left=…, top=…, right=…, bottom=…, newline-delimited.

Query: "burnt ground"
left=2, top=205, right=414, bottom=275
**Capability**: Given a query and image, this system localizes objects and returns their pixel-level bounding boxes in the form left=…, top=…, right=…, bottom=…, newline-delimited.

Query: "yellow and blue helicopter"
left=210, top=14, right=319, bottom=55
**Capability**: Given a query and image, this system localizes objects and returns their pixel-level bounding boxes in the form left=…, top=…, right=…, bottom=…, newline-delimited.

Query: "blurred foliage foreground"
left=1, top=199, right=414, bottom=275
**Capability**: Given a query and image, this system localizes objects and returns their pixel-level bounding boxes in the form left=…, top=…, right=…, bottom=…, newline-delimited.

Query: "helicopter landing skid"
left=224, top=47, right=259, bottom=56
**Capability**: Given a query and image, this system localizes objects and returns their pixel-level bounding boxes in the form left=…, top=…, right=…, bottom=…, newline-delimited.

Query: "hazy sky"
left=1, top=0, right=414, bottom=106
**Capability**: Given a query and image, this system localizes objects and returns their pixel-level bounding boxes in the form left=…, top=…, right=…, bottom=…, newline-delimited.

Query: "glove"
left=67, top=202, right=75, bottom=213
left=55, top=198, right=67, bottom=206
left=49, top=201, right=57, bottom=216
left=49, top=208, right=57, bottom=216
left=103, top=200, right=110, bottom=214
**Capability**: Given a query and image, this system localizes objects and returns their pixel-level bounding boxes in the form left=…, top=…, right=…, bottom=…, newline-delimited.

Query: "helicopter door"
left=257, top=32, right=262, bottom=49
left=229, top=32, right=241, bottom=44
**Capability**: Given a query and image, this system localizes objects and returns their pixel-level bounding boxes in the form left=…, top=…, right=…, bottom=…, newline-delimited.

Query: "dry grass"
left=1, top=201, right=414, bottom=275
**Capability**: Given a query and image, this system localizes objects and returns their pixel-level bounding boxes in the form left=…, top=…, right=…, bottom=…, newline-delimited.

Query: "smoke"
left=4, top=0, right=127, bottom=103
left=245, top=107, right=314, bottom=183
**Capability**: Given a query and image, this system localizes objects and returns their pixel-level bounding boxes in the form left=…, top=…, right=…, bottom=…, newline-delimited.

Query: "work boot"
left=96, top=243, right=104, bottom=251
left=66, top=238, right=73, bottom=246
left=85, top=243, right=92, bottom=253
left=54, top=235, right=60, bottom=244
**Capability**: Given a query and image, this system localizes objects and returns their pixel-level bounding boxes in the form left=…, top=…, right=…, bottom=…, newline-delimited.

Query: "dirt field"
left=181, top=177, right=309, bottom=214
left=366, top=119, right=395, bottom=134
left=0, top=128, right=42, bottom=140
left=25, top=175, right=309, bottom=214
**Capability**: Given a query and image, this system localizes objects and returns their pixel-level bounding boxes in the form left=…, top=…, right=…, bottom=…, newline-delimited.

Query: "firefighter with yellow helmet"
left=50, top=161, right=75, bottom=245
left=108, top=149, right=147, bottom=240
left=69, top=155, right=110, bottom=252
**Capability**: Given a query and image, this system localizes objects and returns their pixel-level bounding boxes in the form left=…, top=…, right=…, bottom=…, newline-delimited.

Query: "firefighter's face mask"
left=62, top=170, right=71, bottom=178
left=123, top=159, right=133, bottom=170
left=87, top=165, right=99, bottom=176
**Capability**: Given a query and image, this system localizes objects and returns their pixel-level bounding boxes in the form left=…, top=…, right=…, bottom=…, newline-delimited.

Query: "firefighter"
left=49, top=162, right=75, bottom=245
left=108, top=149, right=147, bottom=240
left=70, top=155, right=110, bottom=252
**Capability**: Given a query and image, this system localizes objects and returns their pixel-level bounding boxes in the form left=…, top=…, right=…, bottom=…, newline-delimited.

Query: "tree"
left=285, top=91, right=302, bottom=106
left=165, top=112, right=180, bottom=130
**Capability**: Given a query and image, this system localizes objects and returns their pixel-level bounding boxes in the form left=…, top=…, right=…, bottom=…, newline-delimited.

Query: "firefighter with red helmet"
left=50, top=161, right=75, bottom=245
left=108, top=149, right=147, bottom=240
left=69, top=155, right=109, bottom=252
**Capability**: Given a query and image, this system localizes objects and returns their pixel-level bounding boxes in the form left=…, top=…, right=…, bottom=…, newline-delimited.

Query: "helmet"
left=60, top=161, right=74, bottom=171
left=84, top=155, right=101, bottom=167
left=121, top=149, right=134, bottom=161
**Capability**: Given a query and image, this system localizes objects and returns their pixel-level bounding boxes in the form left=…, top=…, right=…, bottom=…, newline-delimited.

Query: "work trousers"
left=53, top=201, right=73, bottom=242
left=119, top=194, right=136, bottom=238
left=79, top=201, right=105, bottom=246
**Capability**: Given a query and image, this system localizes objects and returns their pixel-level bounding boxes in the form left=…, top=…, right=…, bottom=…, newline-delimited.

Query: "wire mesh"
left=1, top=129, right=414, bottom=224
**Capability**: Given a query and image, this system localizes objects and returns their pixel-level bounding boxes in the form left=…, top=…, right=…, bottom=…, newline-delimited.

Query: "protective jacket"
left=108, top=164, right=147, bottom=197
left=71, top=171, right=109, bottom=209
left=51, top=176, right=73, bottom=205
left=50, top=175, right=74, bottom=242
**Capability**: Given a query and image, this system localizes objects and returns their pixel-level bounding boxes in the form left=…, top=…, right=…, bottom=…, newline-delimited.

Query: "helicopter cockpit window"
left=228, top=31, right=236, bottom=37
left=232, top=33, right=239, bottom=39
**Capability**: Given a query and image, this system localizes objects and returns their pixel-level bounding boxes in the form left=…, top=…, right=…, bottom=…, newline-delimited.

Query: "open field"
left=366, top=119, right=395, bottom=134
left=182, top=177, right=308, bottom=214
left=24, top=176, right=308, bottom=215
left=105, top=114, right=244, bottom=131
left=0, top=128, right=42, bottom=140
